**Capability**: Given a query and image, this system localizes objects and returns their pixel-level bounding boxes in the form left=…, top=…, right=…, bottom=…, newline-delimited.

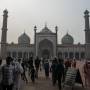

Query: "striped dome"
left=62, top=33, right=74, bottom=44
left=18, top=32, right=30, bottom=44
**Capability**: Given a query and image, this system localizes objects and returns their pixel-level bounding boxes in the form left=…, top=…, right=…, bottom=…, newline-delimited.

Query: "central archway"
left=38, top=39, right=53, bottom=59
left=42, top=49, right=50, bottom=59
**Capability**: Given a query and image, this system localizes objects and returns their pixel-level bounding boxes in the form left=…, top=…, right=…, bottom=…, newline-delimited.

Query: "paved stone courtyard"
left=2, top=60, right=90, bottom=90
left=21, top=69, right=89, bottom=90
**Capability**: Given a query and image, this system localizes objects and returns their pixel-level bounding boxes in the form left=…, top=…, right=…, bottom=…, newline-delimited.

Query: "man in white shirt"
left=13, top=58, right=23, bottom=90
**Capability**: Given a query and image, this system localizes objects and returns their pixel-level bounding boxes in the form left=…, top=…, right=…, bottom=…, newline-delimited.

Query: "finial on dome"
left=66, top=29, right=69, bottom=35
left=24, top=29, right=25, bottom=33
left=24, top=29, right=26, bottom=34
left=45, top=22, right=47, bottom=28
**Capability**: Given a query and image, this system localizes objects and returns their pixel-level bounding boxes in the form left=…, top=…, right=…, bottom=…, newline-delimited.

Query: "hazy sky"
left=0, top=0, right=90, bottom=44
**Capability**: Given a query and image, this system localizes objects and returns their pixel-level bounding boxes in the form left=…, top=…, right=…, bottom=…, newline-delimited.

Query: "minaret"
left=34, top=25, right=37, bottom=43
left=55, top=26, right=58, bottom=43
left=84, top=10, right=90, bottom=60
left=84, top=10, right=89, bottom=30
left=34, top=25, right=37, bottom=57
left=84, top=10, right=90, bottom=44
left=55, top=26, right=58, bottom=56
left=1, top=9, right=8, bottom=59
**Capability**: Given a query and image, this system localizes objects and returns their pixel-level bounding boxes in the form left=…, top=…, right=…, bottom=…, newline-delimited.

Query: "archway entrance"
left=42, top=49, right=50, bottom=59
left=38, top=39, right=53, bottom=59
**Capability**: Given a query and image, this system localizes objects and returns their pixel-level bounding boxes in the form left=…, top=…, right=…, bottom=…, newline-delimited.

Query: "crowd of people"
left=0, top=56, right=90, bottom=90
left=0, top=56, right=41, bottom=90
left=83, top=60, right=90, bottom=87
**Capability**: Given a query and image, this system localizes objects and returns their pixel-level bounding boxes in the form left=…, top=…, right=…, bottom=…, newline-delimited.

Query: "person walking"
left=56, top=58, right=64, bottom=90
left=30, top=66, right=35, bottom=83
left=2, top=56, right=15, bottom=90
left=13, top=58, right=23, bottom=90
left=28, top=56, right=33, bottom=76
left=44, top=59, right=50, bottom=78
left=50, top=58, right=58, bottom=86
left=35, top=56, right=40, bottom=78
left=21, top=60, right=28, bottom=84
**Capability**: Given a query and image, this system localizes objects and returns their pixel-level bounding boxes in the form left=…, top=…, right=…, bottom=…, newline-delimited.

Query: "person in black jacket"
left=50, top=58, right=58, bottom=86
left=34, top=56, right=40, bottom=78
left=21, top=60, right=28, bottom=83
left=44, top=60, right=50, bottom=78
left=30, top=66, right=35, bottom=83
left=56, top=58, right=64, bottom=90
left=28, top=56, right=33, bottom=76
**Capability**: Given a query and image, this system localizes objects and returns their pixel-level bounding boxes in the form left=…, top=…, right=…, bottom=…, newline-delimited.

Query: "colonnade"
left=58, top=52, right=85, bottom=60
left=7, top=51, right=34, bottom=59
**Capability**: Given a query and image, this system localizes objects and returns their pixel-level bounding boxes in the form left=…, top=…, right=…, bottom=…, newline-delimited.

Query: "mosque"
left=0, top=9, right=90, bottom=60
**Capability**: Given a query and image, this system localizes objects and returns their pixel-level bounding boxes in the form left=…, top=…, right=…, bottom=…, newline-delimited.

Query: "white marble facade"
left=1, top=9, right=90, bottom=60
left=6, top=25, right=86, bottom=60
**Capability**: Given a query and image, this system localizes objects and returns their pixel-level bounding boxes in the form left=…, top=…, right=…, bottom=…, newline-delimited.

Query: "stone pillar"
left=73, top=45, right=75, bottom=59
left=85, top=44, right=90, bottom=60
left=79, top=45, right=81, bottom=60
left=55, top=26, right=58, bottom=56
left=34, top=25, right=37, bottom=57
left=68, top=48, right=69, bottom=59
left=1, top=9, right=8, bottom=59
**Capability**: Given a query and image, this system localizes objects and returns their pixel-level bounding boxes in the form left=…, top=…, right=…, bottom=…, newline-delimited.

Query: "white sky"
left=0, top=0, right=90, bottom=44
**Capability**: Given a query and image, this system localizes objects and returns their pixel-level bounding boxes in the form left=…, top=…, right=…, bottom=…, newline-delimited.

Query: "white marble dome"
left=61, top=33, right=74, bottom=44
left=18, top=32, right=30, bottom=44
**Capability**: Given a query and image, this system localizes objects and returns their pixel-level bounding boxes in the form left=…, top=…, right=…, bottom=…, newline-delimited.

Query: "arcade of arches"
left=58, top=52, right=85, bottom=59
left=7, top=49, right=85, bottom=60
left=7, top=51, right=34, bottom=59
